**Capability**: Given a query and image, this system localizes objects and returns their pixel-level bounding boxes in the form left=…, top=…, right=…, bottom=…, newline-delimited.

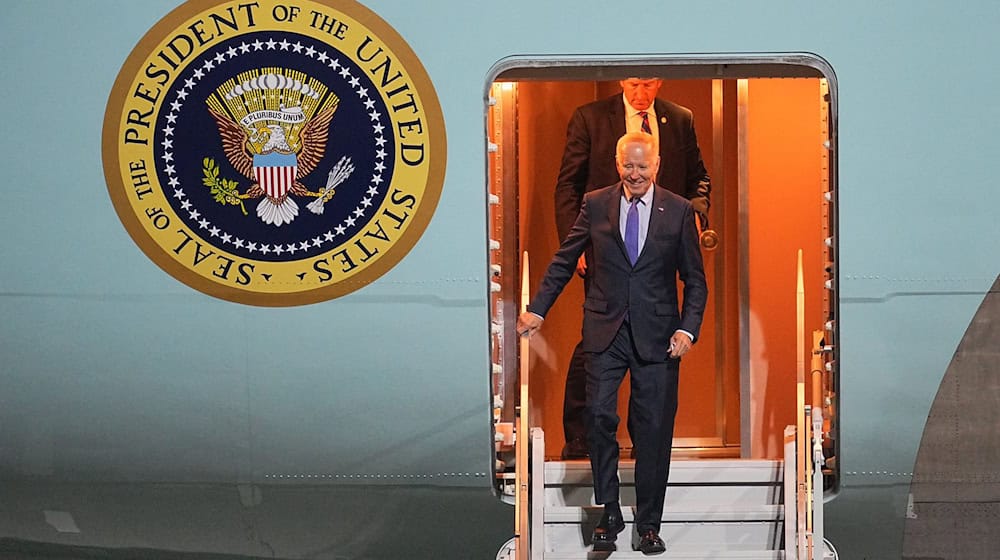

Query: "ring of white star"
left=157, top=36, right=391, bottom=258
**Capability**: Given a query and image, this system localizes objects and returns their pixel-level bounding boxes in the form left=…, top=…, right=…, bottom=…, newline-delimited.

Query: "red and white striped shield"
left=252, top=153, right=298, bottom=198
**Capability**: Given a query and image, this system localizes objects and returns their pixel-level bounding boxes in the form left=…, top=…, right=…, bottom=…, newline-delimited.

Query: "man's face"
left=616, top=140, right=659, bottom=198
left=619, top=78, right=662, bottom=110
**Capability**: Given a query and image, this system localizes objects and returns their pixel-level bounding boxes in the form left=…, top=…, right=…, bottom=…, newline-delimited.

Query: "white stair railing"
left=783, top=426, right=797, bottom=560
left=530, top=428, right=545, bottom=560
left=811, top=407, right=825, bottom=559
left=784, top=406, right=826, bottom=560
left=515, top=251, right=530, bottom=560
left=785, top=249, right=828, bottom=560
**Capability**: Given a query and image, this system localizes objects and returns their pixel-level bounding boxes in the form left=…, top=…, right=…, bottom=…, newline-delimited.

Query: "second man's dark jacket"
left=555, top=94, right=711, bottom=241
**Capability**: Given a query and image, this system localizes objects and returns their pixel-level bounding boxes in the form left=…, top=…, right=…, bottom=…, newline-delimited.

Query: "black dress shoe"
left=634, top=529, right=666, bottom=555
left=560, top=438, right=589, bottom=459
left=591, top=509, right=626, bottom=551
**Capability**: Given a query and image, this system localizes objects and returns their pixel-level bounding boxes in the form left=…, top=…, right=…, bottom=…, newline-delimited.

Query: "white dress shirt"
left=623, top=93, right=659, bottom=146
left=619, top=185, right=653, bottom=255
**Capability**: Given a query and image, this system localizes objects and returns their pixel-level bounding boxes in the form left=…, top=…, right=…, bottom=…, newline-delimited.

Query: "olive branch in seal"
left=202, top=157, right=248, bottom=216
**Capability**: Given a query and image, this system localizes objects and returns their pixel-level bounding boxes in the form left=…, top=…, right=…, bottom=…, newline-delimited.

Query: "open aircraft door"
left=487, top=56, right=840, bottom=558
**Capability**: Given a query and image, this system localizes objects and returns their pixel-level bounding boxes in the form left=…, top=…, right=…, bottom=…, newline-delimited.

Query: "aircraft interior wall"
left=494, top=75, right=833, bottom=462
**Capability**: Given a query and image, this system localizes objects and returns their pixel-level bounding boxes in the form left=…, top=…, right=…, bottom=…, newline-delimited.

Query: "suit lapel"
left=608, top=98, right=627, bottom=139
left=635, top=187, right=668, bottom=266
left=654, top=99, right=676, bottom=154
left=606, top=183, right=628, bottom=260
left=647, top=186, right=666, bottom=236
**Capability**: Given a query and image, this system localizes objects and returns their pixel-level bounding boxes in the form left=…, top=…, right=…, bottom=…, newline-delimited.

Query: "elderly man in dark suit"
left=555, top=78, right=711, bottom=460
left=518, top=133, right=708, bottom=554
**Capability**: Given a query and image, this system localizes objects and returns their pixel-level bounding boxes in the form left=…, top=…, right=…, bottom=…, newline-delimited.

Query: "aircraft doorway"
left=487, top=58, right=838, bottom=469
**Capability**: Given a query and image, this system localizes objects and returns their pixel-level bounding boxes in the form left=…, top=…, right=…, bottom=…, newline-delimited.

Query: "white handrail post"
left=795, top=250, right=808, bottom=560
left=530, top=428, right=545, bottom=560
left=516, top=251, right=530, bottom=560
left=812, top=408, right=825, bottom=560
left=784, top=425, right=798, bottom=560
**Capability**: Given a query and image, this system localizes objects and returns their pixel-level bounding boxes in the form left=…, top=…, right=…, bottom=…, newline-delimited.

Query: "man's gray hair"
left=615, top=132, right=658, bottom=160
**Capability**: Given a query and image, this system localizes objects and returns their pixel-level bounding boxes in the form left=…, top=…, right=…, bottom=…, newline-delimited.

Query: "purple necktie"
left=640, top=111, right=652, bottom=134
left=625, top=197, right=640, bottom=265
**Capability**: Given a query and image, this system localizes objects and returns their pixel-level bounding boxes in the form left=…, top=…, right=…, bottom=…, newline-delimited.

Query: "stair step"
left=546, top=505, right=783, bottom=524
left=543, top=505, right=783, bottom=553
left=544, top=521, right=783, bottom=553
left=540, top=459, right=787, bottom=555
left=542, top=551, right=785, bottom=560
left=546, top=459, right=784, bottom=508
left=546, top=482, right=782, bottom=508
left=546, top=459, right=783, bottom=485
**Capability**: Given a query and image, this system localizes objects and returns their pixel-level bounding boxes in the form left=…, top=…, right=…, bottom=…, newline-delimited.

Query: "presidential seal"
left=103, top=0, right=445, bottom=305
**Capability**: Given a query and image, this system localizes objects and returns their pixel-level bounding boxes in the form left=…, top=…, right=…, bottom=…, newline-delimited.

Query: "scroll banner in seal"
left=103, top=0, right=446, bottom=306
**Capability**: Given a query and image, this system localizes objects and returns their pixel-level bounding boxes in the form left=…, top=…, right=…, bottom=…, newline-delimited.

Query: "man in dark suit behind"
left=518, top=133, right=708, bottom=554
left=555, top=78, right=711, bottom=459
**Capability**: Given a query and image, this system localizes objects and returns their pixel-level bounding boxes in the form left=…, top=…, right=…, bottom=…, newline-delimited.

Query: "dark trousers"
left=562, top=341, right=588, bottom=445
left=585, top=321, right=680, bottom=534
left=563, top=273, right=592, bottom=447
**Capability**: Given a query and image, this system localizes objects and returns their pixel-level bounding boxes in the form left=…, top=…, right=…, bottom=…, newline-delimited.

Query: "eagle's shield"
left=253, top=152, right=298, bottom=199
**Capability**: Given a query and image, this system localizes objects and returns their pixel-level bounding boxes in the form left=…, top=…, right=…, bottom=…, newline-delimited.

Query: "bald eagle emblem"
left=204, top=68, right=354, bottom=226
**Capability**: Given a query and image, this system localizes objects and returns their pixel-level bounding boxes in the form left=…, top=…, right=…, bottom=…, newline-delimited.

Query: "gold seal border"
left=102, top=0, right=447, bottom=307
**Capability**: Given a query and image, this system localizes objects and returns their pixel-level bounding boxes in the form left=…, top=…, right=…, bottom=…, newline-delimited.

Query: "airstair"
left=496, top=252, right=836, bottom=559
left=542, top=453, right=786, bottom=558
left=497, top=426, right=833, bottom=560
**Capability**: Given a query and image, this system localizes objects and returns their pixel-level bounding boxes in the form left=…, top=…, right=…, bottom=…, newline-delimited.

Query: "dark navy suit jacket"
left=528, top=183, right=707, bottom=362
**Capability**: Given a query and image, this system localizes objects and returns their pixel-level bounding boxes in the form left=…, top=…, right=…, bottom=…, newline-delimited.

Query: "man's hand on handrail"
left=516, top=312, right=544, bottom=337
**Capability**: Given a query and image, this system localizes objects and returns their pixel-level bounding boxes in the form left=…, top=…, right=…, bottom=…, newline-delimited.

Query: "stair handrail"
left=785, top=408, right=826, bottom=560
left=515, top=251, right=530, bottom=560
left=811, top=406, right=825, bottom=560
left=787, top=249, right=827, bottom=560
left=530, top=427, right=545, bottom=560
left=796, top=250, right=808, bottom=560
left=784, top=425, right=797, bottom=559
